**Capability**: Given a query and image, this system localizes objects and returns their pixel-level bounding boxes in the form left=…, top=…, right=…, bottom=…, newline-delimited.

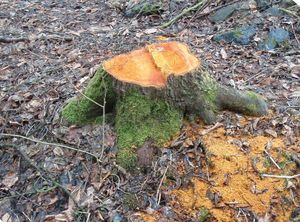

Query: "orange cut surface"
left=147, top=42, right=199, bottom=76
left=103, top=42, right=200, bottom=88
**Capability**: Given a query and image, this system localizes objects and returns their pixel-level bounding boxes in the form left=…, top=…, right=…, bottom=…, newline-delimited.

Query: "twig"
left=261, top=173, right=300, bottom=179
left=22, top=212, right=31, bottom=222
left=0, top=143, right=80, bottom=208
left=200, top=122, right=223, bottom=136
left=279, top=7, right=300, bottom=20
left=291, top=22, right=300, bottom=48
left=1, top=185, right=58, bottom=200
left=185, top=0, right=210, bottom=27
left=264, top=150, right=281, bottom=169
left=244, top=71, right=264, bottom=83
left=0, top=36, right=29, bottom=43
left=0, top=133, right=101, bottom=162
left=195, top=0, right=240, bottom=19
left=161, top=0, right=209, bottom=28
left=156, top=165, right=169, bottom=205
left=66, top=68, right=107, bottom=160
left=69, top=81, right=104, bottom=108
left=100, top=83, right=107, bottom=160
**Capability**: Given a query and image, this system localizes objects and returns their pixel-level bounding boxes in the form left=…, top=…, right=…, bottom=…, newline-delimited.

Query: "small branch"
left=66, top=69, right=107, bottom=160
left=2, top=185, right=58, bottom=200
left=279, top=8, right=300, bottom=20
left=264, top=149, right=281, bottom=170
left=0, top=36, right=29, bottom=43
left=100, top=84, right=107, bottom=160
left=161, top=0, right=209, bottom=28
left=156, top=165, right=169, bottom=205
left=291, top=22, right=300, bottom=48
left=195, top=0, right=240, bottom=19
left=200, top=122, right=223, bottom=136
left=70, top=81, right=104, bottom=108
left=261, top=173, right=300, bottom=179
left=0, top=133, right=101, bottom=162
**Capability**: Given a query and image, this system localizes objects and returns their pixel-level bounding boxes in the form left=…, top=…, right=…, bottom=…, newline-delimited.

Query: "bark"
left=112, top=67, right=267, bottom=124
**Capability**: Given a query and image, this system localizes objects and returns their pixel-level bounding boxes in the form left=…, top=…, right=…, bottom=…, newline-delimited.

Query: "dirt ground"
left=0, top=0, right=299, bottom=221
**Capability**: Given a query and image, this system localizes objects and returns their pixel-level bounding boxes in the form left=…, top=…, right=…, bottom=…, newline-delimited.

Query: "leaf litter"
left=0, top=0, right=299, bottom=221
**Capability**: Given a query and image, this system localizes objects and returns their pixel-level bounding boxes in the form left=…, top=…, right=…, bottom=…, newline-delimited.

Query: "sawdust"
left=137, top=117, right=298, bottom=221
left=171, top=124, right=297, bottom=221
left=135, top=212, right=159, bottom=222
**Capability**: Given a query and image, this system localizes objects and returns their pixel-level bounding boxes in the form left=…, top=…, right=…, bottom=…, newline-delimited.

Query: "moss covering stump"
left=61, top=41, right=268, bottom=170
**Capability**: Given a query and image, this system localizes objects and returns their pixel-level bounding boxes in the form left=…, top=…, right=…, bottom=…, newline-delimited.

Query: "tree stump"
left=62, top=42, right=267, bottom=170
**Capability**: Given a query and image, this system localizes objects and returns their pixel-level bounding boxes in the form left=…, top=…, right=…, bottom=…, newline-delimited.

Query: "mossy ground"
left=122, top=193, right=142, bottom=211
left=61, top=68, right=116, bottom=125
left=126, top=0, right=163, bottom=17
left=115, top=91, right=183, bottom=170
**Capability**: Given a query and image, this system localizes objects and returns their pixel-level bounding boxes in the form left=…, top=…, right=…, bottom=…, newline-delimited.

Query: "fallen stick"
left=0, top=133, right=101, bottom=162
left=279, top=7, right=300, bottom=20
left=195, top=0, right=240, bottom=19
left=200, top=122, right=223, bottom=136
left=0, top=36, right=29, bottom=43
left=261, top=173, right=300, bottom=179
left=161, top=0, right=209, bottom=28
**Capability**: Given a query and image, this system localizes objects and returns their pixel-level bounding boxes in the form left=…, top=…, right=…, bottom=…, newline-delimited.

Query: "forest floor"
left=0, top=0, right=299, bottom=221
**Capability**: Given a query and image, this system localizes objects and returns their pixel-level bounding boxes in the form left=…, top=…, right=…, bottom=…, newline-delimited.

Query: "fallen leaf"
left=265, top=129, right=277, bottom=138
left=2, top=172, right=18, bottom=188
left=89, top=26, right=111, bottom=33
left=144, top=28, right=157, bottom=34
left=136, top=32, right=143, bottom=38
left=220, top=48, right=228, bottom=59
left=1, top=213, right=13, bottom=222
left=53, top=147, right=64, bottom=156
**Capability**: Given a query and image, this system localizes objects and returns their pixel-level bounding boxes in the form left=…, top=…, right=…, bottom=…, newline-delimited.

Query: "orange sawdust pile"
left=171, top=120, right=297, bottom=221
left=103, top=42, right=200, bottom=87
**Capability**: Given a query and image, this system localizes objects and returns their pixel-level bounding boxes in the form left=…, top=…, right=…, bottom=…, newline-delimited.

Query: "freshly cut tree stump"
left=62, top=42, right=267, bottom=170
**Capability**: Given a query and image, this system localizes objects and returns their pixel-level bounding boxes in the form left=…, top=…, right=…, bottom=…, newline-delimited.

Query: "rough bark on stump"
left=61, top=42, right=267, bottom=170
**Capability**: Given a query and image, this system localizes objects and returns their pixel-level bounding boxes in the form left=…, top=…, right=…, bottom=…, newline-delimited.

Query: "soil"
left=0, top=0, right=299, bottom=221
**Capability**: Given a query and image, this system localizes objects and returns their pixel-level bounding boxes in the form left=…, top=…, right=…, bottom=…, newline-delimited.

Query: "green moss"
left=122, top=193, right=140, bottom=211
left=197, top=70, right=219, bottom=123
left=166, top=169, right=177, bottom=181
left=263, top=157, right=271, bottom=168
left=142, top=3, right=162, bottom=14
left=246, top=91, right=261, bottom=99
left=201, top=70, right=218, bottom=109
left=246, top=103, right=258, bottom=114
left=116, top=149, right=137, bottom=171
left=61, top=68, right=116, bottom=125
left=74, top=208, right=88, bottom=221
left=244, top=91, right=265, bottom=114
left=116, top=90, right=182, bottom=170
left=233, top=29, right=243, bottom=38
left=271, top=37, right=277, bottom=46
left=197, top=207, right=210, bottom=222
left=131, top=1, right=162, bottom=15
left=280, top=39, right=290, bottom=49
